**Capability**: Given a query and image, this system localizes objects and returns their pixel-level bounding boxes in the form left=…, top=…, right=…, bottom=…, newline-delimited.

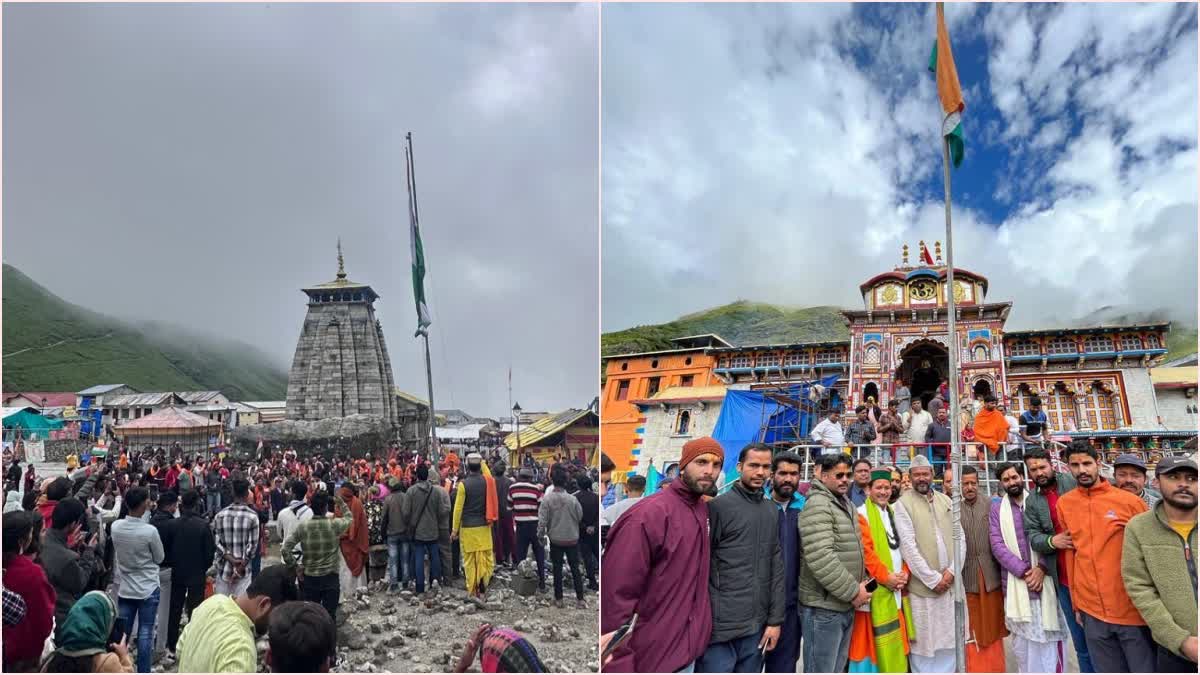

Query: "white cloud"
left=603, top=3, right=1197, bottom=335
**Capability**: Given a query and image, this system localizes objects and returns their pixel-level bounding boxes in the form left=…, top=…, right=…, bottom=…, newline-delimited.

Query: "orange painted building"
left=600, top=335, right=727, bottom=482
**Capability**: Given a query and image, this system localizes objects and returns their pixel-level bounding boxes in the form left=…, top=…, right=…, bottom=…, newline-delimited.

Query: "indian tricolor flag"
left=929, top=3, right=965, bottom=168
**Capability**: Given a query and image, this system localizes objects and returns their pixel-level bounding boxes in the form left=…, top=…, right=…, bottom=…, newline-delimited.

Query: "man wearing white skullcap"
left=892, top=454, right=965, bottom=672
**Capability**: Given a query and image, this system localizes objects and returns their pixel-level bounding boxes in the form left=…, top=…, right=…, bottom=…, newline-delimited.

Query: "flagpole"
left=943, top=122, right=967, bottom=673
left=406, top=132, right=439, bottom=464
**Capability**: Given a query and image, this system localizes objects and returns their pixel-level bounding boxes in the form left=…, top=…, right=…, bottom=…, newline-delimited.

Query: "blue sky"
left=602, top=2, right=1198, bottom=333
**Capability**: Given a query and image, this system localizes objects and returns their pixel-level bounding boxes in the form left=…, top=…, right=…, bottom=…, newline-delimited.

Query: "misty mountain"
left=2, top=263, right=287, bottom=400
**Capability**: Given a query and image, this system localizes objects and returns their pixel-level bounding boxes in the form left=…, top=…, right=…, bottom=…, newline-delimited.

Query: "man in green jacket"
left=1121, top=455, right=1197, bottom=672
left=797, top=453, right=869, bottom=673
left=1021, top=446, right=1093, bottom=673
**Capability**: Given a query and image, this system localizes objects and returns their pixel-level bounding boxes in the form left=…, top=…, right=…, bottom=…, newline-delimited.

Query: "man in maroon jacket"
left=601, top=437, right=723, bottom=673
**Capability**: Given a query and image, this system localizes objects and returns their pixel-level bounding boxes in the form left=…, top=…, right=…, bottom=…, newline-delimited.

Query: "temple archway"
left=897, top=340, right=949, bottom=408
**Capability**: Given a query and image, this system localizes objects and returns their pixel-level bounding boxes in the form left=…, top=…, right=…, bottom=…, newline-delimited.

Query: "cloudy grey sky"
left=4, top=2, right=599, bottom=419
left=602, top=3, right=1197, bottom=334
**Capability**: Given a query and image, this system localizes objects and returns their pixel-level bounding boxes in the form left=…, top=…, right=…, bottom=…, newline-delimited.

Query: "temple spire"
left=336, top=238, right=346, bottom=280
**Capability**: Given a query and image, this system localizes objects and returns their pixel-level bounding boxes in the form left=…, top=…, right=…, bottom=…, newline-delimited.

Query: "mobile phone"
left=602, top=614, right=637, bottom=659
left=108, top=617, right=127, bottom=646
left=864, top=577, right=878, bottom=593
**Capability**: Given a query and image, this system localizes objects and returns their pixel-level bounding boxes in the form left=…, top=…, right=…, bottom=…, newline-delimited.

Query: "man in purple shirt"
left=601, top=437, right=724, bottom=673
left=989, top=462, right=1068, bottom=672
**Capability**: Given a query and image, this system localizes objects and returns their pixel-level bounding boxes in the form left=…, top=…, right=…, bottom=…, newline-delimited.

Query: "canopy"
left=711, top=374, right=841, bottom=485
left=2, top=408, right=65, bottom=434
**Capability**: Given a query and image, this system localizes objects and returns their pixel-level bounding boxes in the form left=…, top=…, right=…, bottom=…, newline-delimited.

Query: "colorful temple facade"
left=602, top=242, right=1197, bottom=479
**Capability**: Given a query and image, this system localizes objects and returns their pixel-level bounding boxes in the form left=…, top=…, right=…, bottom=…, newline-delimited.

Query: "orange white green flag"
left=929, top=3, right=965, bottom=168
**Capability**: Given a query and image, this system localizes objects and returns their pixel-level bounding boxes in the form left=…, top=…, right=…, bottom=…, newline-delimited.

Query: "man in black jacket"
left=697, top=443, right=785, bottom=672
left=40, top=498, right=101, bottom=641
left=149, top=490, right=178, bottom=661
left=573, top=474, right=600, bottom=591
left=164, top=490, right=216, bottom=660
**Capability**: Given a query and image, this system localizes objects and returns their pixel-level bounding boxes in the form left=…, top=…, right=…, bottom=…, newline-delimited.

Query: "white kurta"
left=903, top=410, right=933, bottom=445
left=893, top=493, right=964, bottom=667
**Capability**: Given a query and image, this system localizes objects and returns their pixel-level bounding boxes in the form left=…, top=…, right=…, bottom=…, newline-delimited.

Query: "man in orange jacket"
left=1056, top=440, right=1154, bottom=672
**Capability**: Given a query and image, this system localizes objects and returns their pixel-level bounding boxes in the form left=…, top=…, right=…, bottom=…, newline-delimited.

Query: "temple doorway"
left=897, top=341, right=949, bottom=409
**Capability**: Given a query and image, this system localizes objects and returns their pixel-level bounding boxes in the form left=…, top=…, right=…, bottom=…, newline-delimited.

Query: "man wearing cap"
left=697, top=443, right=784, bottom=672
left=1113, top=453, right=1161, bottom=510
left=508, top=466, right=547, bottom=591
left=601, top=436, right=723, bottom=673
left=1122, top=455, right=1198, bottom=671
left=452, top=453, right=499, bottom=601
left=1057, top=440, right=1152, bottom=672
left=893, top=454, right=964, bottom=672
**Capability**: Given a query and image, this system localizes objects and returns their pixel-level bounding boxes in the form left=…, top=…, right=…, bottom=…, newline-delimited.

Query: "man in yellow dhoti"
left=452, top=452, right=499, bottom=600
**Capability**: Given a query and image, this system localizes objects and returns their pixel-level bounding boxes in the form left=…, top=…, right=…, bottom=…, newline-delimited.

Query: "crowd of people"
left=600, top=436, right=1197, bottom=674
left=1, top=441, right=600, bottom=673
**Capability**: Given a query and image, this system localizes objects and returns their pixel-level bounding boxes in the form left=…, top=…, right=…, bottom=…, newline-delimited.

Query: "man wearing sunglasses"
left=797, top=453, right=870, bottom=673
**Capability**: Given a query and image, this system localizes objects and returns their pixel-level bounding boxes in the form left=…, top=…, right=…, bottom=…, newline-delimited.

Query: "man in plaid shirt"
left=211, top=478, right=260, bottom=597
left=281, top=491, right=352, bottom=622
left=2, top=586, right=26, bottom=626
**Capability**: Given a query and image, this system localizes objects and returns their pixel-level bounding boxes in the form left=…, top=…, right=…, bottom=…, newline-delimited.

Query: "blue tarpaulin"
left=712, top=375, right=841, bottom=485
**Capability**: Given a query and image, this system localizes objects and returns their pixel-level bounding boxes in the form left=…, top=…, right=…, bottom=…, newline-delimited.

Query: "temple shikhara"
left=602, top=241, right=1197, bottom=480
left=285, top=242, right=400, bottom=428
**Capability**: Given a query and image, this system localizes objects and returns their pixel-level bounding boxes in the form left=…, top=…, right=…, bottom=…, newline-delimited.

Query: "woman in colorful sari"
left=849, top=469, right=916, bottom=673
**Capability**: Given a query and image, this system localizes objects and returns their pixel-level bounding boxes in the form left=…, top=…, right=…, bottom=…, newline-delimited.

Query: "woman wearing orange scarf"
left=337, top=483, right=369, bottom=597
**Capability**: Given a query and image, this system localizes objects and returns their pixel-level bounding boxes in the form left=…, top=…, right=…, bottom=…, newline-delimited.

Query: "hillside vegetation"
left=603, top=299, right=1198, bottom=361
left=2, top=264, right=287, bottom=400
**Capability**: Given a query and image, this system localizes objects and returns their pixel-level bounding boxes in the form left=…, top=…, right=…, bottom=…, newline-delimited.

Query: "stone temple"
left=285, top=244, right=399, bottom=428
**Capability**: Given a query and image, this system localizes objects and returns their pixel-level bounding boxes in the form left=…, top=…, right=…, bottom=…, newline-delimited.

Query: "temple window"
left=1043, top=384, right=1077, bottom=431
left=784, top=351, right=807, bottom=367
left=1009, top=339, right=1039, bottom=357
left=647, top=377, right=661, bottom=397
left=729, top=354, right=752, bottom=368
left=815, top=348, right=841, bottom=364
left=615, top=380, right=630, bottom=401
left=1047, top=337, right=1076, bottom=355
left=972, top=344, right=989, bottom=362
left=676, top=410, right=691, bottom=435
left=1084, top=335, right=1114, bottom=353
left=1082, top=382, right=1117, bottom=430
left=757, top=352, right=779, bottom=368
left=864, top=344, right=881, bottom=365
left=1120, top=335, right=1142, bottom=351
left=1146, top=334, right=1161, bottom=349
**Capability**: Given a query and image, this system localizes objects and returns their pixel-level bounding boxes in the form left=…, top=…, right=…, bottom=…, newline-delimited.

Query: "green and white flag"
left=411, top=215, right=431, bottom=336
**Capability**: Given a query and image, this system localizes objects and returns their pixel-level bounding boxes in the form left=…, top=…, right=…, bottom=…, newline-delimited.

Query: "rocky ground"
left=155, top=560, right=599, bottom=674
left=328, top=570, right=598, bottom=673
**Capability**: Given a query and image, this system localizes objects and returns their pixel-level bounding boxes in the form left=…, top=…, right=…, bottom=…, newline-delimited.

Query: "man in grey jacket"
left=403, top=464, right=443, bottom=594
left=381, top=478, right=409, bottom=592
left=538, top=466, right=586, bottom=609
left=797, top=453, right=870, bottom=673
left=697, top=443, right=785, bottom=673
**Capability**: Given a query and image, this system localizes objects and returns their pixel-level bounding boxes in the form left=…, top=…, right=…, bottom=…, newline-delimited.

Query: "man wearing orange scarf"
left=452, top=453, right=498, bottom=599
left=972, top=394, right=1010, bottom=459
left=337, top=484, right=369, bottom=597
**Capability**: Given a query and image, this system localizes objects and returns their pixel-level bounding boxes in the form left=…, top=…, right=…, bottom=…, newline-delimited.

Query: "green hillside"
left=602, top=301, right=849, bottom=356
left=2, top=264, right=287, bottom=400
left=603, top=300, right=1198, bottom=361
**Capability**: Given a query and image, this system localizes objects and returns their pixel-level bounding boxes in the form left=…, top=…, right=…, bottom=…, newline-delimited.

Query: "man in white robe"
left=893, top=455, right=964, bottom=672
left=989, top=463, right=1067, bottom=673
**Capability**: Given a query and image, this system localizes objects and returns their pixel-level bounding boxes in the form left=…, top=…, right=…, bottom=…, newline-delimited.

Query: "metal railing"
left=718, top=440, right=1190, bottom=498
